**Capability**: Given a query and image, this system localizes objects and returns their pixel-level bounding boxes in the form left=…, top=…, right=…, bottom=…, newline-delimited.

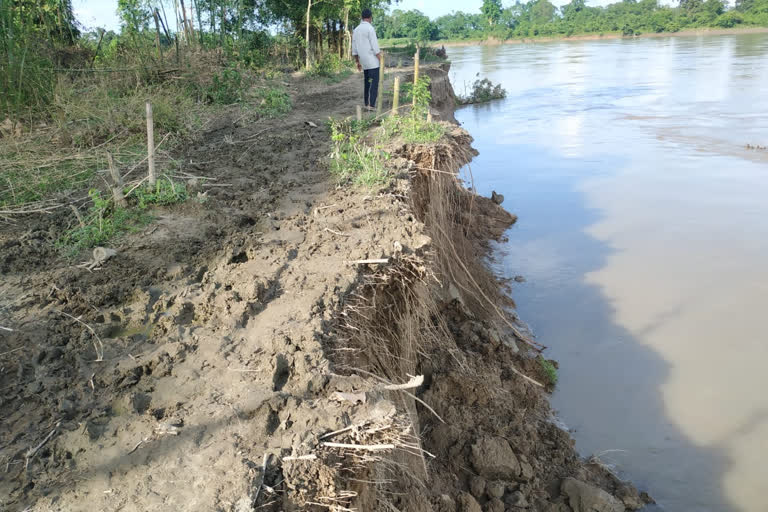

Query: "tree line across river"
left=374, top=0, right=768, bottom=42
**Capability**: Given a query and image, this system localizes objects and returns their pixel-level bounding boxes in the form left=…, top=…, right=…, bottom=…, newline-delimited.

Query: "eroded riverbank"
left=1, top=65, right=649, bottom=511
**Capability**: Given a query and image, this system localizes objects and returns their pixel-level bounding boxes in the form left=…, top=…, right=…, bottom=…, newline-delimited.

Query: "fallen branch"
left=0, top=326, right=14, bottom=333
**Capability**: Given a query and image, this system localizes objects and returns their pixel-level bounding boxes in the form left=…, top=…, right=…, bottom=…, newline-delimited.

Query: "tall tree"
left=481, top=0, right=503, bottom=25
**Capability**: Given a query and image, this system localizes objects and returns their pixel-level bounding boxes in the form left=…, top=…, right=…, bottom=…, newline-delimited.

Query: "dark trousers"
left=363, top=67, right=379, bottom=108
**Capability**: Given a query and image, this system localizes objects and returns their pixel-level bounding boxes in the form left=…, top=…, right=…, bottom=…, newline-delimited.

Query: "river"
left=449, top=33, right=768, bottom=511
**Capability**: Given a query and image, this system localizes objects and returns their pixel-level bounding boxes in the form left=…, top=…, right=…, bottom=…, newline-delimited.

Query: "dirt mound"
left=0, top=67, right=651, bottom=511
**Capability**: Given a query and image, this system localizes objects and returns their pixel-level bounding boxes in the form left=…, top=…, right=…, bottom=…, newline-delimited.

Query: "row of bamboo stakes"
left=356, top=46, right=422, bottom=121
left=128, top=47, right=425, bottom=207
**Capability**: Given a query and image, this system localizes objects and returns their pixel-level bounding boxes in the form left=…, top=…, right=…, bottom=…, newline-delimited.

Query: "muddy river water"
left=449, top=34, right=768, bottom=511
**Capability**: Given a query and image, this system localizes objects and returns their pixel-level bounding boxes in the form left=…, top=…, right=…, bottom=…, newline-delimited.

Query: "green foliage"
left=133, top=179, right=189, bottom=209
left=329, top=118, right=390, bottom=187
left=254, top=86, right=292, bottom=117
left=381, top=76, right=445, bottom=144
left=538, top=356, right=558, bottom=386
left=374, top=9, right=440, bottom=41
left=57, top=190, right=150, bottom=252
left=458, top=78, right=507, bottom=105
left=307, top=54, right=354, bottom=82
left=376, top=0, right=768, bottom=43
left=208, top=66, right=249, bottom=104
left=482, top=0, right=504, bottom=26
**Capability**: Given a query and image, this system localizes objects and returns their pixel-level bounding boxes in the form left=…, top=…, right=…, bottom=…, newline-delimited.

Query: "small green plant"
left=132, top=178, right=188, bottom=209
left=58, top=189, right=149, bottom=252
left=207, top=66, right=249, bottom=105
left=458, top=78, right=507, bottom=105
left=538, top=356, right=558, bottom=386
left=329, top=118, right=390, bottom=186
left=381, top=76, right=445, bottom=144
left=254, top=87, right=292, bottom=117
left=308, top=54, right=353, bottom=83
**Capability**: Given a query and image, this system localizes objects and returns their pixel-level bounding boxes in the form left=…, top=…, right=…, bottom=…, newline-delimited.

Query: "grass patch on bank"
left=254, top=86, right=292, bottom=117
left=328, top=75, right=445, bottom=187
left=329, top=118, right=390, bottom=187
left=57, top=179, right=188, bottom=254
left=538, top=356, right=558, bottom=386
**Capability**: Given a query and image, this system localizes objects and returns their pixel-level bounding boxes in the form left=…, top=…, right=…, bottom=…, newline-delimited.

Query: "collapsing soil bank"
left=0, top=67, right=651, bottom=511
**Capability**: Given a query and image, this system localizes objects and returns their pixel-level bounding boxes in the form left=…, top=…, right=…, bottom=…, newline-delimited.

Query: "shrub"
left=458, top=78, right=507, bottom=105
left=254, top=87, right=292, bottom=117
left=207, top=66, right=249, bottom=104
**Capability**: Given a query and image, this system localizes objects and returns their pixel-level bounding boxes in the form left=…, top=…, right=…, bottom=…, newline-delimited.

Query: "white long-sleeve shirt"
left=351, top=21, right=380, bottom=70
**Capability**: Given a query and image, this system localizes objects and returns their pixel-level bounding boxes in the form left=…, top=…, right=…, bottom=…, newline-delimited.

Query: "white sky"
left=73, top=0, right=685, bottom=32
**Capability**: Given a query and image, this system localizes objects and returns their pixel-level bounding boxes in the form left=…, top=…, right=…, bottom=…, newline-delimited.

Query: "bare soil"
left=0, top=66, right=651, bottom=511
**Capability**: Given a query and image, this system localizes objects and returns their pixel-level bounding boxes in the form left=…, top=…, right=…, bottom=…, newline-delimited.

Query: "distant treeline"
left=374, top=0, right=768, bottom=42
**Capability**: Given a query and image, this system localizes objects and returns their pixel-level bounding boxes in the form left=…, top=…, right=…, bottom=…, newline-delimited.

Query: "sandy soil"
left=1, top=65, right=651, bottom=511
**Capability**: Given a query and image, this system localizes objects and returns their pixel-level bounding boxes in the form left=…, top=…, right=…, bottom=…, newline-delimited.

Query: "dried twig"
left=283, top=454, right=318, bottom=461
left=57, top=311, right=105, bottom=361
left=253, top=452, right=269, bottom=504
left=25, top=422, right=60, bottom=469
left=321, top=442, right=395, bottom=451
left=346, top=259, right=389, bottom=265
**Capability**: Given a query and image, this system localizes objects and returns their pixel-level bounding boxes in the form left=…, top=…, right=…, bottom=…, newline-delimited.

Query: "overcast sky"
left=73, top=0, right=681, bottom=32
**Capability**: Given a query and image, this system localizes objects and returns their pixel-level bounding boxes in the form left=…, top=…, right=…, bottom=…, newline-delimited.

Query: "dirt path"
left=1, top=68, right=651, bottom=512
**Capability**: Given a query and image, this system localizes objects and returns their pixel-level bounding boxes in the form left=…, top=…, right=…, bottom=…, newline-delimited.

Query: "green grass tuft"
left=254, top=86, right=292, bottom=117
left=538, top=356, right=558, bottom=386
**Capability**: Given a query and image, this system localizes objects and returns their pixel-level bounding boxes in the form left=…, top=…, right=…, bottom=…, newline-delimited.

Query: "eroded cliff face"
left=0, top=66, right=650, bottom=512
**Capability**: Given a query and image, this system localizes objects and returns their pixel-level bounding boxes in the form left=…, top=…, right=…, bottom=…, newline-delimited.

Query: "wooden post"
left=107, top=152, right=127, bottom=207
left=391, top=76, right=400, bottom=117
left=413, top=44, right=420, bottom=107
left=427, top=111, right=432, bottom=123
left=146, top=102, right=156, bottom=186
left=356, top=105, right=362, bottom=121
left=377, top=53, right=385, bottom=115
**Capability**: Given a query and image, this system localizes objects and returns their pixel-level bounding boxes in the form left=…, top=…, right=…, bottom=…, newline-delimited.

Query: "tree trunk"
left=152, top=10, right=162, bottom=61
left=344, top=9, right=351, bottom=60
left=193, top=0, right=204, bottom=46
left=180, top=0, right=193, bottom=45
left=305, top=0, right=312, bottom=70
left=220, top=2, right=226, bottom=49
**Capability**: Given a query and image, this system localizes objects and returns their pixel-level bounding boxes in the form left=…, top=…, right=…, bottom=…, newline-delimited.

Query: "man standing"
left=351, top=9, right=381, bottom=111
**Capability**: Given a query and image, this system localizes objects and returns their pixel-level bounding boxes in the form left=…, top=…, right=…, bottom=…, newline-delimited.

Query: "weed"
left=308, top=54, right=353, bottom=82
left=381, top=76, right=445, bottom=144
left=57, top=190, right=150, bottom=252
left=207, top=66, right=249, bottom=105
left=329, top=118, right=390, bottom=187
left=254, top=86, right=292, bottom=117
left=538, top=356, right=558, bottom=386
left=132, top=178, right=188, bottom=209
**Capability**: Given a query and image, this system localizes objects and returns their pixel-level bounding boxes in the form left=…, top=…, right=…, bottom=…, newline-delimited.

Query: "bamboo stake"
left=145, top=102, right=156, bottom=186
left=391, top=76, right=400, bottom=117
left=413, top=45, right=420, bottom=107
left=107, top=152, right=127, bottom=207
left=377, top=53, right=385, bottom=115
left=356, top=104, right=362, bottom=121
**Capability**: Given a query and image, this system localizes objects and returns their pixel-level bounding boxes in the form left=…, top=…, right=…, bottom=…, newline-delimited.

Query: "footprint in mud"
left=272, top=354, right=292, bottom=391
